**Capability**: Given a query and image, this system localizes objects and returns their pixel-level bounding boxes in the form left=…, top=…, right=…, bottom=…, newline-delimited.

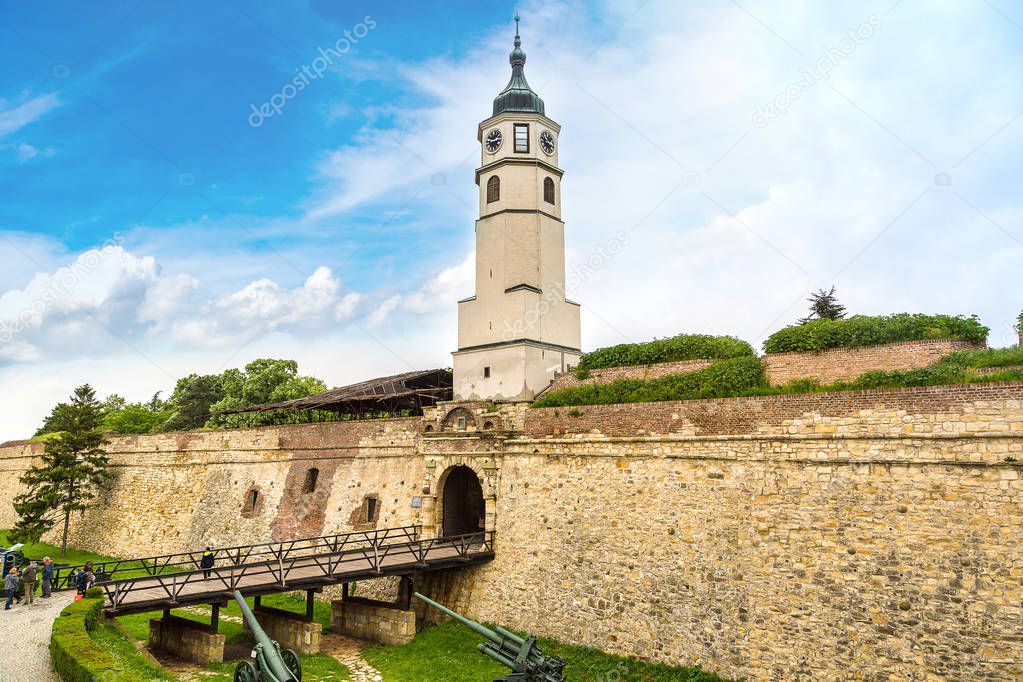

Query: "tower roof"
left=492, top=15, right=545, bottom=117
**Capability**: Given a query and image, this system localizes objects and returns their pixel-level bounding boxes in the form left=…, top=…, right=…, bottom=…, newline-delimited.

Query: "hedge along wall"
left=576, top=334, right=755, bottom=371
left=763, top=314, right=988, bottom=353
left=763, top=339, right=978, bottom=386
left=50, top=588, right=167, bottom=682
left=50, top=590, right=114, bottom=682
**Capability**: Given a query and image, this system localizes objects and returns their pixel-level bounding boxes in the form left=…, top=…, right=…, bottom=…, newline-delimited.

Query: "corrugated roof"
left=218, top=368, right=452, bottom=415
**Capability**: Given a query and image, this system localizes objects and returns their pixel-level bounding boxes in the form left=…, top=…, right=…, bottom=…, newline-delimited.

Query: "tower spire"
left=492, top=14, right=545, bottom=116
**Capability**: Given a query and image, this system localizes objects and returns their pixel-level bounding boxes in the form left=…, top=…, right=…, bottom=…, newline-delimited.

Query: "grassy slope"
left=363, top=620, right=730, bottom=682
left=0, top=529, right=121, bottom=566
left=116, top=592, right=349, bottom=681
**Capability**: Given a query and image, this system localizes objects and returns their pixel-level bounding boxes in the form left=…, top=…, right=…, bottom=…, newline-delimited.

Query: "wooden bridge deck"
left=99, top=528, right=494, bottom=615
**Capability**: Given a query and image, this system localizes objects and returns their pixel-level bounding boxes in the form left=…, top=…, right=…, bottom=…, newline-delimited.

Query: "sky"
left=1, top=0, right=1021, bottom=441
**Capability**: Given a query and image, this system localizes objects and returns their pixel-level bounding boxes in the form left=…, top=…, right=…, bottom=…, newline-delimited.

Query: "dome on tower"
left=492, top=15, right=545, bottom=116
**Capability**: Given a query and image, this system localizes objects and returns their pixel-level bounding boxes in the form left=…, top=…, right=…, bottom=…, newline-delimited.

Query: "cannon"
left=1, top=544, right=25, bottom=578
left=232, top=590, right=302, bottom=682
left=414, top=592, right=566, bottom=682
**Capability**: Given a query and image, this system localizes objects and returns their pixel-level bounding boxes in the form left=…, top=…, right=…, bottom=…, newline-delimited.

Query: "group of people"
left=3, top=547, right=217, bottom=610
left=3, top=557, right=57, bottom=610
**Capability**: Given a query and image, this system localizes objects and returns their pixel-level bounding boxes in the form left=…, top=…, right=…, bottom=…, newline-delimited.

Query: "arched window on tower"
left=487, top=175, right=500, bottom=203
left=543, top=177, right=555, bottom=204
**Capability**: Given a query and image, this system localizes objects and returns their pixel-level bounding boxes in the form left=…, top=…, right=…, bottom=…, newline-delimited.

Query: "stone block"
left=332, top=598, right=416, bottom=646
left=242, top=605, right=322, bottom=654
left=149, top=615, right=225, bottom=665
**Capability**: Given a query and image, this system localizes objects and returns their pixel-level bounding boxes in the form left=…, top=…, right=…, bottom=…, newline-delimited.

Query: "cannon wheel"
left=283, top=648, right=302, bottom=679
left=234, top=661, right=258, bottom=682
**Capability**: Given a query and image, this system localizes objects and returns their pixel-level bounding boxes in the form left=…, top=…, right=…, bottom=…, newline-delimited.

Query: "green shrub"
left=534, top=357, right=766, bottom=407
left=50, top=592, right=172, bottom=681
left=763, top=314, right=989, bottom=353
left=577, top=334, right=755, bottom=371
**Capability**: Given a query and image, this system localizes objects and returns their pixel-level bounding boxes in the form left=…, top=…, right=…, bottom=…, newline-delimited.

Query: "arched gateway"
left=440, top=465, right=485, bottom=537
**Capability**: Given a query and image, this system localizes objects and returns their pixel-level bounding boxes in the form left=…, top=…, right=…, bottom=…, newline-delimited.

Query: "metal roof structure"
left=218, top=368, right=452, bottom=417
left=492, top=15, right=545, bottom=116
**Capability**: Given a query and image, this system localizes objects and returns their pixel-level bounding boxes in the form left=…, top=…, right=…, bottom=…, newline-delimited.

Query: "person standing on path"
left=200, top=547, right=215, bottom=579
left=41, top=558, right=54, bottom=598
left=21, top=561, right=38, bottom=605
left=4, top=566, right=19, bottom=610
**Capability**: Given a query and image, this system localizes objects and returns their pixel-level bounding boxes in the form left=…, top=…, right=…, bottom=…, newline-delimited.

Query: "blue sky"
left=1, top=0, right=1022, bottom=439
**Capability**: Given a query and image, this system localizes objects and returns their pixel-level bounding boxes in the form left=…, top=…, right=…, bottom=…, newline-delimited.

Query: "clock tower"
left=453, top=16, right=581, bottom=401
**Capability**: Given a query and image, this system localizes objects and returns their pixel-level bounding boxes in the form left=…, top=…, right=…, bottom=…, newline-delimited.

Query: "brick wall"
left=763, top=338, right=976, bottom=385
left=548, top=358, right=714, bottom=391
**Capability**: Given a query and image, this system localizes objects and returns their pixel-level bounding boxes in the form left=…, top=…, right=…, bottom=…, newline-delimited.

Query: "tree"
left=164, top=373, right=225, bottom=431
left=206, top=358, right=327, bottom=428
left=799, top=286, right=847, bottom=324
left=13, top=385, right=112, bottom=555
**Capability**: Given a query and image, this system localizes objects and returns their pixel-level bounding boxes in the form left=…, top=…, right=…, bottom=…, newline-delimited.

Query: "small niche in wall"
left=303, top=467, right=319, bottom=494
left=241, top=486, right=261, bottom=517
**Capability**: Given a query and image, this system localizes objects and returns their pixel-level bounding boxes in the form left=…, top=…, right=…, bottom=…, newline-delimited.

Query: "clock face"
left=539, top=130, right=556, bottom=155
left=485, top=129, right=503, bottom=153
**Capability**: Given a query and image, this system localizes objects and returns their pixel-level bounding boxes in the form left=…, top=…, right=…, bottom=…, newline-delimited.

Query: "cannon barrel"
left=414, top=592, right=514, bottom=648
left=232, top=591, right=297, bottom=681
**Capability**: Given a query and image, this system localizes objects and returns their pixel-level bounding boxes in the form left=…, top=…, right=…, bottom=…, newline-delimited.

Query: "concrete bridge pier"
left=149, top=604, right=226, bottom=664
left=243, top=590, right=323, bottom=654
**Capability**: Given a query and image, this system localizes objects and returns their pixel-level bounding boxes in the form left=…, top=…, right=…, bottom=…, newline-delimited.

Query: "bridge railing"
left=100, top=530, right=494, bottom=613
left=55, top=525, right=421, bottom=592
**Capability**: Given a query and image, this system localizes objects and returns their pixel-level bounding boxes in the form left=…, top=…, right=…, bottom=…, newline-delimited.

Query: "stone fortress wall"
left=0, top=343, right=1020, bottom=681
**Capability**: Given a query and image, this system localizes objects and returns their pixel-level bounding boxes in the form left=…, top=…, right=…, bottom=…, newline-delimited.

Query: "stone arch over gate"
left=437, top=465, right=485, bottom=537
left=423, top=459, right=498, bottom=539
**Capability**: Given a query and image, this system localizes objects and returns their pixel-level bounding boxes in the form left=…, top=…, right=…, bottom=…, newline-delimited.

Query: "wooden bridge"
left=55, top=526, right=493, bottom=616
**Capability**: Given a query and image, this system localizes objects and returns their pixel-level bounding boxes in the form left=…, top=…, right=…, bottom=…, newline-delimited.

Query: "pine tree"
left=799, top=286, right=847, bottom=324
left=12, top=384, right=111, bottom=556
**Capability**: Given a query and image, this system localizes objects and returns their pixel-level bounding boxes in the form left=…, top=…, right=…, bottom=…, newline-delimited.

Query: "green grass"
left=0, top=529, right=122, bottom=566
left=115, top=592, right=347, bottom=680
left=89, top=620, right=177, bottom=680
left=363, top=620, right=730, bottom=681
left=202, top=653, right=349, bottom=681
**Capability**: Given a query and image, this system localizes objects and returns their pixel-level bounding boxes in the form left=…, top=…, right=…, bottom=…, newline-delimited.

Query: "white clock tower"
left=453, top=17, right=581, bottom=401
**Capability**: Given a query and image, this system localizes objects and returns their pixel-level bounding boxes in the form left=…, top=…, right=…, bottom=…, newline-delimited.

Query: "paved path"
left=321, top=633, right=383, bottom=682
left=0, top=592, right=75, bottom=682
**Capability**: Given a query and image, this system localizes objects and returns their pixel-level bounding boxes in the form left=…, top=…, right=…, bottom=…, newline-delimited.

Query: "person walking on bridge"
left=200, top=547, right=215, bottom=579
left=41, top=557, right=54, bottom=598
left=21, top=560, right=38, bottom=605
left=4, top=566, right=19, bottom=610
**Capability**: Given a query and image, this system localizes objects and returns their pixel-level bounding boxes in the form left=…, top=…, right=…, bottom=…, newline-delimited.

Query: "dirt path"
left=0, top=591, right=75, bottom=682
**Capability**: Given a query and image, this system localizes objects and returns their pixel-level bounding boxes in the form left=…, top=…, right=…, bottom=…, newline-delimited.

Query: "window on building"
left=487, top=175, right=500, bottom=203
left=543, top=177, right=555, bottom=204
left=303, top=467, right=319, bottom=494
left=514, top=123, right=529, bottom=152
left=456, top=416, right=467, bottom=430
left=483, top=366, right=491, bottom=378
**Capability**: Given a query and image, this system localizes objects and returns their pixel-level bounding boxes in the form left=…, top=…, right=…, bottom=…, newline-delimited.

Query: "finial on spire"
left=514, top=13, right=521, bottom=45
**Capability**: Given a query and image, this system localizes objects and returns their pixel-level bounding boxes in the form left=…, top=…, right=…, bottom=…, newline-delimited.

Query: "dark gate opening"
left=441, top=466, right=485, bottom=537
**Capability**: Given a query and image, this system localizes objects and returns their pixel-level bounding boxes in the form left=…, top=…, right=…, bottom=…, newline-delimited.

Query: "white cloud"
left=0, top=93, right=60, bottom=138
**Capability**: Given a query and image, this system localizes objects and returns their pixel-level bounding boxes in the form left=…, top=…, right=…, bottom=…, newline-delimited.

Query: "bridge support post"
left=243, top=603, right=322, bottom=654
left=333, top=594, right=416, bottom=646
left=210, top=603, right=220, bottom=632
left=305, top=589, right=315, bottom=622
left=149, top=615, right=225, bottom=665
